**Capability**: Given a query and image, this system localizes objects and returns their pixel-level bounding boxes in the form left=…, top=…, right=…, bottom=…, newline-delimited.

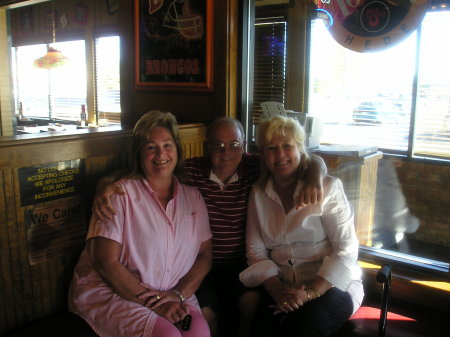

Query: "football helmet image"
left=162, top=0, right=204, bottom=40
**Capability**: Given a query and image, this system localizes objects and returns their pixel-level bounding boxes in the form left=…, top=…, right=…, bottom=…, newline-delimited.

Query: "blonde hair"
left=128, top=110, right=184, bottom=179
left=257, top=115, right=310, bottom=182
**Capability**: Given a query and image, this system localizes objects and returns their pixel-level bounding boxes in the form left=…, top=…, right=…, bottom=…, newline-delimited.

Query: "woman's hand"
left=138, top=284, right=180, bottom=308
left=92, top=182, right=125, bottom=222
left=264, top=277, right=305, bottom=314
left=152, top=302, right=190, bottom=324
left=136, top=282, right=161, bottom=307
left=138, top=284, right=190, bottom=323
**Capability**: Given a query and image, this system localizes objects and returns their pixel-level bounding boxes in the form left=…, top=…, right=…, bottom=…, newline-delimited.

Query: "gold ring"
left=156, top=295, right=161, bottom=300
left=282, top=301, right=288, bottom=305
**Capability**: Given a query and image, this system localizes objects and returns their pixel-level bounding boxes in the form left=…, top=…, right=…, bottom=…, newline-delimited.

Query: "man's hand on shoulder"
left=295, top=154, right=326, bottom=209
left=92, top=175, right=126, bottom=222
left=296, top=176, right=323, bottom=209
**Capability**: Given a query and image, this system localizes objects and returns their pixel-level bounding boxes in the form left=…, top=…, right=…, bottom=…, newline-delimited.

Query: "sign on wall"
left=18, top=159, right=86, bottom=207
left=315, top=0, right=431, bottom=52
left=24, top=197, right=86, bottom=265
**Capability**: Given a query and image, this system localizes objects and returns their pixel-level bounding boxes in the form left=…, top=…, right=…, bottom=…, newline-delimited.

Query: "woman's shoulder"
left=116, top=177, right=138, bottom=186
left=323, top=175, right=341, bottom=185
left=322, top=175, right=345, bottom=196
left=114, top=177, right=146, bottom=194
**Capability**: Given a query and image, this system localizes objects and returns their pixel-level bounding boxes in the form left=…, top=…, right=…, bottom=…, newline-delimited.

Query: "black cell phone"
left=181, top=314, right=192, bottom=331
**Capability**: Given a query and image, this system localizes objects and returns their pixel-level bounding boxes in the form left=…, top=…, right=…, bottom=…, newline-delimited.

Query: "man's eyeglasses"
left=208, top=141, right=243, bottom=153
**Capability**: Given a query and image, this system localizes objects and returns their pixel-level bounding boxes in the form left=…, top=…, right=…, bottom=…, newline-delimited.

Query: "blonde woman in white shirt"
left=239, top=115, right=363, bottom=337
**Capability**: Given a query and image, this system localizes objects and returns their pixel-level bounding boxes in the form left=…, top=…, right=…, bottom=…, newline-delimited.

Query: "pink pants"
left=151, top=309, right=210, bottom=337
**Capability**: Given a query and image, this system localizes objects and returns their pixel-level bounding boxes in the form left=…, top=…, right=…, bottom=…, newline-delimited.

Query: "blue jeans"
left=252, top=287, right=354, bottom=337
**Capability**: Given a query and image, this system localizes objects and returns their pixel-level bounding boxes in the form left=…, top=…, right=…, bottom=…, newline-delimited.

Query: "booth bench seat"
left=5, top=300, right=446, bottom=337
left=5, top=265, right=446, bottom=337
left=5, top=312, right=98, bottom=337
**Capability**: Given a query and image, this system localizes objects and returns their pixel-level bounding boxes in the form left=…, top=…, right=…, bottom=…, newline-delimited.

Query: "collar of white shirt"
left=265, top=177, right=304, bottom=201
left=209, top=170, right=239, bottom=191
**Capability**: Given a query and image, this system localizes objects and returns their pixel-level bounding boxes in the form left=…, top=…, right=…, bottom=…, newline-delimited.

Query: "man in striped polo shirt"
left=92, top=117, right=326, bottom=337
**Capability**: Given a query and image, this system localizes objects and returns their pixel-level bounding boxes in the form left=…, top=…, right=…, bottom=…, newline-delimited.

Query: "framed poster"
left=20, top=6, right=33, bottom=34
left=107, top=0, right=120, bottom=14
left=134, top=0, right=213, bottom=91
left=74, top=5, right=88, bottom=25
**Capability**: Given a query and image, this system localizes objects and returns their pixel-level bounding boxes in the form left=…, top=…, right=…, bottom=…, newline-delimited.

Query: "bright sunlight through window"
left=12, top=40, right=87, bottom=121
left=308, top=10, right=450, bottom=160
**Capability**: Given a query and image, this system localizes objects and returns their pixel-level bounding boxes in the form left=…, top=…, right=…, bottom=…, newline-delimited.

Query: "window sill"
left=0, top=125, right=127, bottom=146
left=358, top=247, right=450, bottom=314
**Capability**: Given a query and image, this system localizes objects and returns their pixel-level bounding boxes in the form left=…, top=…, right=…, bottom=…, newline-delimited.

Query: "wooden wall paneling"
left=213, top=0, right=238, bottom=119
left=84, top=153, right=132, bottom=212
left=11, top=166, right=35, bottom=327
left=179, top=124, right=206, bottom=158
left=0, top=8, right=14, bottom=137
left=29, top=254, right=46, bottom=324
left=8, top=0, right=118, bottom=46
left=5, top=167, right=24, bottom=330
left=0, top=131, right=133, bottom=170
left=182, top=141, right=204, bottom=159
left=357, top=156, right=379, bottom=246
left=0, top=169, right=17, bottom=332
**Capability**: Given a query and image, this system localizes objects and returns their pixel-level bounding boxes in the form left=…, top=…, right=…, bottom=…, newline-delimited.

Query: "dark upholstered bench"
left=5, top=312, right=97, bottom=337
left=5, top=302, right=446, bottom=337
left=5, top=264, right=446, bottom=337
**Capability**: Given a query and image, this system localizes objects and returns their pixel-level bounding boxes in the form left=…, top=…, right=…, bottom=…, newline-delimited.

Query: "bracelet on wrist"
left=173, top=289, right=185, bottom=303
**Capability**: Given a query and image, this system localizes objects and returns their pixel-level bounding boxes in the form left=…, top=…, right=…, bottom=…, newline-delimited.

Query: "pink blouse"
left=68, top=177, right=211, bottom=337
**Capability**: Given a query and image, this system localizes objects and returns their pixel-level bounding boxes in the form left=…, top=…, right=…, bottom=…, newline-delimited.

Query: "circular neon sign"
left=315, top=0, right=431, bottom=52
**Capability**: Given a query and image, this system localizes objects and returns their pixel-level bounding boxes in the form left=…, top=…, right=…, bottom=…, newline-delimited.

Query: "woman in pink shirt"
left=68, top=111, right=212, bottom=337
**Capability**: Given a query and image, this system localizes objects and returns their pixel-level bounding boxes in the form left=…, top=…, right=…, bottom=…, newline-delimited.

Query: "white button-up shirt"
left=240, top=175, right=364, bottom=311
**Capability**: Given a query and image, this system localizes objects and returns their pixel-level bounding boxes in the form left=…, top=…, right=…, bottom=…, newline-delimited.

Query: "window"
left=308, top=10, right=450, bottom=160
left=95, top=36, right=121, bottom=125
left=307, top=8, right=450, bottom=268
left=12, top=36, right=121, bottom=127
left=252, top=18, right=287, bottom=128
left=12, top=40, right=87, bottom=121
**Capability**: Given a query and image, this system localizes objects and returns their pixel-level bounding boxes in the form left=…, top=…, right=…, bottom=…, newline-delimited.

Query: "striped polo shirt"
left=182, top=154, right=260, bottom=268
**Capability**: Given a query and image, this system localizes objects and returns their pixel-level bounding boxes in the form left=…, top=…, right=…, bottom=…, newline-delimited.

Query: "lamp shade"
left=33, top=46, right=69, bottom=69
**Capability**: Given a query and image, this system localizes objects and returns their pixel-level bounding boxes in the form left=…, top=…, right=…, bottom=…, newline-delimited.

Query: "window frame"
left=92, top=32, right=121, bottom=126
